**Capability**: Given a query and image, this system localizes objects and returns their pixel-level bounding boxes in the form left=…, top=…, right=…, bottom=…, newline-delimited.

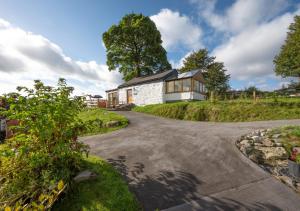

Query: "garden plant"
left=0, top=79, right=89, bottom=210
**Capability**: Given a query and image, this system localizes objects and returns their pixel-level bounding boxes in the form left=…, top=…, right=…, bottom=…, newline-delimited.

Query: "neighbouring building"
left=85, top=95, right=105, bottom=108
left=106, top=69, right=207, bottom=107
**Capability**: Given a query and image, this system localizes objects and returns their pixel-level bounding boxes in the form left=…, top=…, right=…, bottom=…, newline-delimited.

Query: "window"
left=174, top=80, right=182, bottom=92
left=166, top=78, right=195, bottom=93
left=193, top=80, right=197, bottom=92
left=166, top=81, right=174, bottom=93
left=182, top=78, right=191, bottom=92
left=193, top=80, right=199, bottom=92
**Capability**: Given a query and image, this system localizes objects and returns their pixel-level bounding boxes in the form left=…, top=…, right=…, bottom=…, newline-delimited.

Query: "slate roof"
left=118, top=69, right=178, bottom=88
left=106, top=69, right=203, bottom=92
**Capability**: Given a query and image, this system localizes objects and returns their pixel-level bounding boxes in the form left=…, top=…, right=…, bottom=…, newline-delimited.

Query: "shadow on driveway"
left=108, top=156, right=281, bottom=211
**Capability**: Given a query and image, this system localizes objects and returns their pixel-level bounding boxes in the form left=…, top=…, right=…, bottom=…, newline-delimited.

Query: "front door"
left=127, top=89, right=133, bottom=104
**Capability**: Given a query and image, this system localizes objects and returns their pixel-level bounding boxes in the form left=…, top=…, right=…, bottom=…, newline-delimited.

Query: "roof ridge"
left=131, top=69, right=175, bottom=79
left=118, top=69, right=177, bottom=88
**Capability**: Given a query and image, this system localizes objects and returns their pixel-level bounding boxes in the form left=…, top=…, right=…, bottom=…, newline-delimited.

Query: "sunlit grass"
left=133, top=98, right=300, bottom=122
left=53, top=156, right=139, bottom=211
left=78, top=108, right=128, bottom=136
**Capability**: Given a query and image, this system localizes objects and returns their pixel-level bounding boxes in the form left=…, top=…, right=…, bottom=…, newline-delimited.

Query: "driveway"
left=82, top=112, right=300, bottom=211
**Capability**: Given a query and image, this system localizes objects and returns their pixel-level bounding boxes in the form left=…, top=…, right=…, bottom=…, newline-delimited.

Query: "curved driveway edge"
left=82, top=111, right=300, bottom=211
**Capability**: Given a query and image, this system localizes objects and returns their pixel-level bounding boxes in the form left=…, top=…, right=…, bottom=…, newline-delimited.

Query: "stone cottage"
left=106, top=69, right=207, bottom=107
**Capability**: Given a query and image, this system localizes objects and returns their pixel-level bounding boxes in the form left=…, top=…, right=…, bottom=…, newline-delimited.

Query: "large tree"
left=180, top=49, right=230, bottom=99
left=274, top=15, right=300, bottom=81
left=103, top=13, right=171, bottom=81
left=180, top=49, right=215, bottom=73
left=203, top=62, right=230, bottom=94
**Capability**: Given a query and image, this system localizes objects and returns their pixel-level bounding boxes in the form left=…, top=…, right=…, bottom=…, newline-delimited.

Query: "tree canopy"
left=180, top=49, right=230, bottom=94
left=103, top=13, right=171, bottom=81
left=180, top=49, right=215, bottom=73
left=274, top=15, right=300, bottom=80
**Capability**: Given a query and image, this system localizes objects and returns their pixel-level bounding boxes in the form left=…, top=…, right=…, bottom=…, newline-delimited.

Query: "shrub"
left=0, top=79, right=89, bottom=209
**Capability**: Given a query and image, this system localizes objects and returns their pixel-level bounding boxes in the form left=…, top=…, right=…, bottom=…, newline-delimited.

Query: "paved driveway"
left=82, top=112, right=300, bottom=211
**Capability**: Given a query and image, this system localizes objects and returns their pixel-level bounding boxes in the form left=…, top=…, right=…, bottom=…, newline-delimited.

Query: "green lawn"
left=52, top=156, right=140, bottom=211
left=78, top=108, right=128, bottom=136
left=133, top=98, right=300, bottom=122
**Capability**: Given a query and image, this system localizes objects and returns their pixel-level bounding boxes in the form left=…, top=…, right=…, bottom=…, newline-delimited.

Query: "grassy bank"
left=133, top=98, right=300, bottom=122
left=53, top=156, right=139, bottom=211
left=79, top=108, right=128, bottom=136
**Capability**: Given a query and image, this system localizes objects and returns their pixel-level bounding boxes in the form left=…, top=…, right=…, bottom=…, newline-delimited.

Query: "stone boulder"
left=248, top=148, right=264, bottom=164
left=255, top=146, right=288, bottom=163
left=238, top=140, right=253, bottom=155
left=261, top=138, right=274, bottom=147
left=74, top=170, right=97, bottom=183
left=105, top=120, right=120, bottom=128
left=252, top=136, right=263, bottom=143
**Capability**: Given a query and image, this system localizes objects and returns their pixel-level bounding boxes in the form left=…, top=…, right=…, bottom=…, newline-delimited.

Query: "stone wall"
left=119, top=81, right=165, bottom=106
left=114, top=81, right=206, bottom=106
left=236, top=129, right=300, bottom=193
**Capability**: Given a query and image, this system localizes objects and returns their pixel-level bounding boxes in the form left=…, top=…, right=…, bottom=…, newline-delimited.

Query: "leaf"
left=38, top=193, right=45, bottom=202
left=15, top=206, right=22, bottom=211
left=57, top=180, right=64, bottom=191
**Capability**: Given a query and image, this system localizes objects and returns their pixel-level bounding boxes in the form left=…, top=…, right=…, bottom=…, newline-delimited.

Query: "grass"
left=133, top=98, right=300, bottom=122
left=52, top=156, right=139, bottom=211
left=270, top=126, right=300, bottom=156
left=78, top=108, right=128, bottom=136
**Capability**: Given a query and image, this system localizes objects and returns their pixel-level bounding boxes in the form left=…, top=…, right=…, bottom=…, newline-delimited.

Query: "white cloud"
left=191, top=0, right=289, bottom=34
left=0, top=19, right=122, bottom=97
left=169, top=51, right=193, bottom=69
left=188, top=0, right=300, bottom=88
left=150, top=9, right=203, bottom=51
left=212, top=10, right=299, bottom=80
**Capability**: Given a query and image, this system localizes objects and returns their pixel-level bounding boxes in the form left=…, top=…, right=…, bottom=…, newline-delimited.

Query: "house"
left=84, top=95, right=106, bottom=108
left=106, top=69, right=207, bottom=107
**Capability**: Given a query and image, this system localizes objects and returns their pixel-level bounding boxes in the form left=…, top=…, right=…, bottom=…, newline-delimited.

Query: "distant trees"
left=180, top=49, right=230, bottom=100
left=244, top=86, right=261, bottom=99
left=274, top=15, right=300, bottom=82
left=103, top=13, right=171, bottom=81
left=244, top=86, right=260, bottom=95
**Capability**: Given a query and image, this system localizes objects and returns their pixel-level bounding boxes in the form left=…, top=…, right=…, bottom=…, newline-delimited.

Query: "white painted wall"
left=118, top=81, right=165, bottom=106
left=165, top=92, right=192, bottom=101
left=108, top=81, right=206, bottom=106
left=118, top=88, right=127, bottom=104
left=192, top=92, right=206, bottom=100
left=165, top=91, right=205, bottom=102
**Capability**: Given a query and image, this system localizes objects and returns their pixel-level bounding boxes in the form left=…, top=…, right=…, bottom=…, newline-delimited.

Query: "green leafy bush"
left=0, top=79, right=89, bottom=209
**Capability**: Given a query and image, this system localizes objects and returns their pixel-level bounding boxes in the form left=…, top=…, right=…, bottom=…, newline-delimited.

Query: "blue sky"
left=0, top=0, right=299, bottom=96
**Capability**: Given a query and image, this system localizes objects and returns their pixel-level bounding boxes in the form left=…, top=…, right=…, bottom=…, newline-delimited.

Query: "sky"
left=0, top=0, right=300, bottom=97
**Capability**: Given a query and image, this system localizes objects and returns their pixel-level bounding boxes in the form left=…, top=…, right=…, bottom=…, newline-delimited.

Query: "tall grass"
left=133, top=98, right=300, bottom=122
